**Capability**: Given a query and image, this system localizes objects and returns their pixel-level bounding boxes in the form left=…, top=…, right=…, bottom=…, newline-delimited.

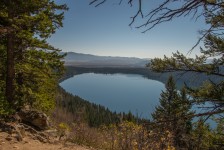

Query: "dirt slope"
left=0, top=131, right=93, bottom=150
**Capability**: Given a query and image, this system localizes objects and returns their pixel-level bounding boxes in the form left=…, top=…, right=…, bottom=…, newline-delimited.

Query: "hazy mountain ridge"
left=62, top=52, right=150, bottom=68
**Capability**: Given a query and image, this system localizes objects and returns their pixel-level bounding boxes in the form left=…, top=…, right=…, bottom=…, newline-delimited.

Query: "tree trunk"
left=16, top=46, right=24, bottom=104
left=6, top=32, right=15, bottom=105
left=5, top=1, right=15, bottom=106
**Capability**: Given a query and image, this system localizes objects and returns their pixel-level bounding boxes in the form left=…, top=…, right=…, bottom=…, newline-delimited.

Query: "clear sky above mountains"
left=48, top=0, right=207, bottom=58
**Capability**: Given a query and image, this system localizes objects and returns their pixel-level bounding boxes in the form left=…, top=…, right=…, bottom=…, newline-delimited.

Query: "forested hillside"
left=55, top=87, right=140, bottom=128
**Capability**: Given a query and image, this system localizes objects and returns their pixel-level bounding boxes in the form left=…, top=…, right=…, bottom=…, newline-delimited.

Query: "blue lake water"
left=60, top=73, right=165, bottom=119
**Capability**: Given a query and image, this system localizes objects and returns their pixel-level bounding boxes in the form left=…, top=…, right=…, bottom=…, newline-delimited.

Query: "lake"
left=60, top=73, right=165, bottom=119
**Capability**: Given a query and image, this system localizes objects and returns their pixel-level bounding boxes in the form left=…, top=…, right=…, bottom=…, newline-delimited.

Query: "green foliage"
left=58, top=122, right=70, bottom=130
left=14, top=49, right=65, bottom=112
left=151, top=76, right=193, bottom=149
left=0, top=94, right=13, bottom=116
left=212, top=118, right=224, bottom=149
left=58, top=122, right=71, bottom=137
left=150, top=51, right=214, bottom=74
left=0, top=0, right=68, bottom=114
left=190, top=119, right=216, bottom=149
left=190, top=80, right=224, bottom=107
left=149, top=34, right=223, bottom=75
left=150, top=36, right=224, bottom=116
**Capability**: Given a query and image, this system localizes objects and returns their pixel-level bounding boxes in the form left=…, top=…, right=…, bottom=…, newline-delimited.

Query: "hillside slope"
left=62, top=52, right=149, bottom=68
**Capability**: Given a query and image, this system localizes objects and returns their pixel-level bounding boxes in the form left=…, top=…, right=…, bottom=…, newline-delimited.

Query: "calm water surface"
left=60, top=73, right=165, bottom=118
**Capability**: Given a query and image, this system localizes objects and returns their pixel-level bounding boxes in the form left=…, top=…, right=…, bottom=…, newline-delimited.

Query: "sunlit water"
left=60, top=73, right=165, bottom=119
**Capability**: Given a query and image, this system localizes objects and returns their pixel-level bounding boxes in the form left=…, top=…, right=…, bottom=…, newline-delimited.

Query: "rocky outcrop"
left=0, top=122, right=26, bottom=142
left=18, top=108, right=49, bottom=130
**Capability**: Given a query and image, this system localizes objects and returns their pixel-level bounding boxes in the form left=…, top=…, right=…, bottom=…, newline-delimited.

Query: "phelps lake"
left=60, top=73, right=165, bottom=119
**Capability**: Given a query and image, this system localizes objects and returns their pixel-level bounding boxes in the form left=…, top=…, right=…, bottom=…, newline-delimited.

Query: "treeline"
left=56, top=87, right=144, bottom=127
left=62, top=66, right=224, bottom=89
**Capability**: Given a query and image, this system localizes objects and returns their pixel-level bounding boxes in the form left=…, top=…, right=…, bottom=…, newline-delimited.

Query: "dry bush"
left=69, top=123, right=106, bottom=149
left=101, top=121, right=151, bottom=150
left=100, top=121, right=177, bottom=150
left=51, top=108, right=175, bottom=149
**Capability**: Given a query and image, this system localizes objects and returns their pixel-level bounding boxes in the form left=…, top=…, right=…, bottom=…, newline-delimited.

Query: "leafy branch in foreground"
left=148, top=33, right=224, bottom=116
left=145, top=0, right=224, bottom=117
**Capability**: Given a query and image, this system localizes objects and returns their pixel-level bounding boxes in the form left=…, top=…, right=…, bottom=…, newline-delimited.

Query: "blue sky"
left=48, top=0, right=207, bottom=58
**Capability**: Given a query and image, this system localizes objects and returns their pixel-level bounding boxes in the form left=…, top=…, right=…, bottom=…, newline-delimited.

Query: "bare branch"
left=119, top=0, right=123, bottom=5
left=129, top=0, right=143, bottom=26
left=138, top=0, right=204, bottom=33
left=89, top=0, right=107, bottom=7
left=90, top=0, right=224, bottom=37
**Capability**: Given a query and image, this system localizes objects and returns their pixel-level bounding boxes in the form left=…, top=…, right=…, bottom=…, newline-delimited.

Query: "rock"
left=13, top=145, right=19, bottom=149
left=12, top=124, right=26, bottom=141
left=13, top=133, right=23, bottom=142
left=36, top=135, right=48, bottom=143
left=16, top=124, right=26, bottom=137
left=18, top=108, right=49, bottom=130
left=12, top=113, right=21, bottom=123
left=5, top=136, right=13, bottom=141
left=23, top=140, right=29, bottom=144
left=0, top=122, right=14, bottom=133
left=45, top=129, right=58, bottom=138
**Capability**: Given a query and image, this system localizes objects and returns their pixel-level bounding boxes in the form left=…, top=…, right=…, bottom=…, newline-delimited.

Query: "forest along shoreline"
left=62, top=66, right=224, bottom=89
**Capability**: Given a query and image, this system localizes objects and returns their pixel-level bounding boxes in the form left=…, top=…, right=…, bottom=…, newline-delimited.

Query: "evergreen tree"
left=0, top=1, right=68, bottom=114
left=149, top=35, right=224, bottom=116
left=151, top=76, right=192, bottom=149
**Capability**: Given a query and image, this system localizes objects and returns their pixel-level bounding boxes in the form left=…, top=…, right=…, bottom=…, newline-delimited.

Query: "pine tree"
left=144, top=1, right=224, bottom=117
left=0, top=1, right=68, bottom=114
left=151, top=76, right=193, bottom=149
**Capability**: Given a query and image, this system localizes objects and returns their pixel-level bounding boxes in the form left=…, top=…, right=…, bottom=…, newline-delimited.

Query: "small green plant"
left=58, top=122, right=70, bottom=140
left=0, top=95, right=13, bottom=116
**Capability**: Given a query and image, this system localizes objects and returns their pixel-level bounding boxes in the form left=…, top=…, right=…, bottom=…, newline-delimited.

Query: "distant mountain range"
left=62, top=52, right=150, bottom=68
